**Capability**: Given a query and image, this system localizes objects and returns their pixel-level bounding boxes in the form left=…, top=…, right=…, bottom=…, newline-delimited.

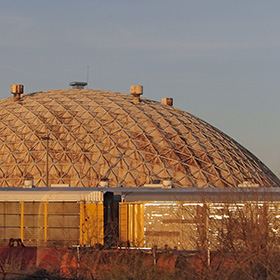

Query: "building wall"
left=0, top=201, right=104, bottom=247
left=119, top=201, right=280, bottom=251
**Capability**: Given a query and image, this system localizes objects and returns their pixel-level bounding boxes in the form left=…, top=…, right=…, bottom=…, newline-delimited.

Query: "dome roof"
left=0, top=89, right=278, bottom=188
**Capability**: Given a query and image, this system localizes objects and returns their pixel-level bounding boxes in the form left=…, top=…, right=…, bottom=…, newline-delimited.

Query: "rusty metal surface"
left=0, top=89, right=277, bottom=188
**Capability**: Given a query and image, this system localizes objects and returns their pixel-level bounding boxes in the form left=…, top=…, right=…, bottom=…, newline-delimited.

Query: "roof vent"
left=23, top=177, right=33, bottom=188
left=161, top=98, right=173, bottom=106
left=162, top=178, right=173, bottom=188
left=11, top=84, right=24, bottom=101
left=69, top=81, right=87, bottom=89
left=143, top=183, right=165, bottom=188
left=99, top=177, right=109, bottom=188
left=99, top=181, right=109, bottom=188
left=144, top=178, right=173, bottom=189
left=50, top=184, right=70, bottom=188
left=130, top=85, right=143, bottom=104
left=238, top=181, right=259, bottom=188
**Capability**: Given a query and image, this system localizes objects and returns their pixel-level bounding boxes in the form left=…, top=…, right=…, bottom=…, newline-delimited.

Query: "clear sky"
left=1, top=0, right=280, bottom=176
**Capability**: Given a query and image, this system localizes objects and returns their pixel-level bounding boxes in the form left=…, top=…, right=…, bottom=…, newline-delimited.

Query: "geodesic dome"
left=0, top=89, right=278, bottom=188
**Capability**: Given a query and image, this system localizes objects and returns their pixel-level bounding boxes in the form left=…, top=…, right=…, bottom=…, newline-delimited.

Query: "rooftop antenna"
left=86, top=65, right=89, bottom=88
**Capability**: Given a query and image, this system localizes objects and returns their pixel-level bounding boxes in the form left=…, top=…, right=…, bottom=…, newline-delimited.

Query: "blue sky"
left=1, top=0, right=280, bottom=175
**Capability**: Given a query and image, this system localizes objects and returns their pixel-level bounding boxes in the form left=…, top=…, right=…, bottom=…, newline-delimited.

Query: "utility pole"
left=41, top=128, right=50, bottom=187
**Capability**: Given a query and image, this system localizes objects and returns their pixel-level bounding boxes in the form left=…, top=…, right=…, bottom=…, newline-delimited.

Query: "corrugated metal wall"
left=80, top=202, right=103, bottom=246
left=119, top=201, right=280, bottom=251
left=0, top=201, right=104, bottom=247
left=119, top=203, right=144, bottom=247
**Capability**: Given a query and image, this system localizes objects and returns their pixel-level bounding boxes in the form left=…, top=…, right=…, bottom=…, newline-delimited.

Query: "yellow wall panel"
left=120, top=203, right=144, bottom=247
left=119, top=203, right=128, bottom=244
left=80, top=202, right=104, bottom=246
